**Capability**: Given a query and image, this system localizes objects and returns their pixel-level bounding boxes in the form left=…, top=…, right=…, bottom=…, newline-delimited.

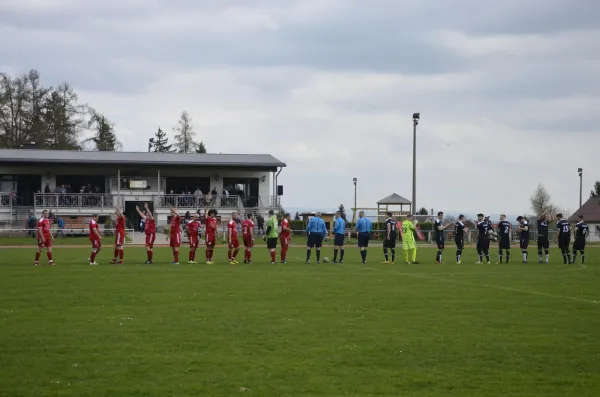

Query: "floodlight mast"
left=412, top=113, right=420, bottom=215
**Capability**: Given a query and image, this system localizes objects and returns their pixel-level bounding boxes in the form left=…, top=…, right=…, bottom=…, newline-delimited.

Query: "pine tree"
left=173, top=110, right=196, bottom=153
left=86, top=109, right=120, bottom=151
left=294, top=212, right=300, bottom=221
left=590, top=181, right=600, bottom=198
left=418, top=207, right=428, bottom=215
left=153, top=127, right=173, bottom=152
left=195, top=141, right=207, bottom=153
left=338, top=204, right=347, bottom=220
left=39, top=83, right=84, bottom=150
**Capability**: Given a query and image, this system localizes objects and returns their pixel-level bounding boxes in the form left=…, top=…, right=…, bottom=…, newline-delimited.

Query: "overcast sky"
left=1, top=0, right=599, bottom=215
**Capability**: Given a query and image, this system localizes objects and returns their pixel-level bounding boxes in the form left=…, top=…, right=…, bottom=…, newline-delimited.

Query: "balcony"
left=109, top=177, right=167, bottom=193
left=1, top=193, right=13, bottom=208
left=157, top=194, right=242, bottom=210
left=35, top=193, right=115, bottom=211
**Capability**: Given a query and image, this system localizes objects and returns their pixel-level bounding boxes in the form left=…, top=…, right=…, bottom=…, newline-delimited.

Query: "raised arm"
left=135, top=205, right=147, bottom=220
left=143, top=203, right=153, bottom=220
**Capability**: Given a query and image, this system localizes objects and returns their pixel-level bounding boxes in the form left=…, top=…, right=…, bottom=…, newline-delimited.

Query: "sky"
left=1, top=0, right=599, bottom=216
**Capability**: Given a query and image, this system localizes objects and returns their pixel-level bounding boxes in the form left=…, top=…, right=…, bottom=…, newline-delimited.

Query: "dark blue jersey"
left=537, top=220, right=549, bottom=238
left=519, top=221, right=530, bottom=240
left=434, top=219, right=444, bottom=239
left=498, top=220, right=511, bottom=239
left=557, top=219, right=571, bottom=238
left=477, top=221, right=489, bottom=241
left=454, top=221, right=465, bottom=238
left=575, top=221, right=589, bottom=239
left=385, top=218, right=397, bottom=240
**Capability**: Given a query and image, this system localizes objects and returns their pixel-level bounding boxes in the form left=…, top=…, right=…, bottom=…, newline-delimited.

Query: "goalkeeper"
left=402, top=214, right=420, bottom=264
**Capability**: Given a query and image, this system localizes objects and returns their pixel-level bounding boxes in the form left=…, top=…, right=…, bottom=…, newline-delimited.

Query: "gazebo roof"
left=377, top=193, right=412, bottom=205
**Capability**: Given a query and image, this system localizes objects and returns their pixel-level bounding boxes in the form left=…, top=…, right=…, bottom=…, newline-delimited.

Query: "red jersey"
left=37, top=217, right=51, bottom=237
left=206, top=217, right=217, bottom=236
left=227, top=219, right=238, bottom=238
left=242, top=219, right=254, bottom=237
left=145, top=218, right=156, bottom=234
left=170, top=215, right=180, bottom=234
left=187, top=220, right=201, bottom=238
left=116, top=215, right=125, bottom=232
left=280, top=219, right=291, bottom=238
left=89, top=219, right=100, bottom=240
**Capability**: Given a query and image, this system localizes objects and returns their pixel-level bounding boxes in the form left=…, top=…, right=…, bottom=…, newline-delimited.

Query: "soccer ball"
left=323, top=257, right=330, bottom=263
left=487, top=229, right=498, bottom=242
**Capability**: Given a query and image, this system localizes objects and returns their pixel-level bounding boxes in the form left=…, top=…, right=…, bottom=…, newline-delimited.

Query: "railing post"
left=101, top=195, right=104, bottom=209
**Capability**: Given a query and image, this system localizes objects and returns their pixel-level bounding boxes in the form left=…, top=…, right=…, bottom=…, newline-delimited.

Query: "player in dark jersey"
left=497, top=214, right=511, bottom=263
left=382, top=212, right=397, bottom=263
left=536, top=214, right=550, bottom=263
left=476, top=213, right=490, bottom=264
left=572, top=215, right=589, bottom=264
left=454, top=214, right=466, bottom=264
left=556, top=213, right=571, bottom=264
left=516, top=216, right=529, bottom=263
left=434, top=212, right=451, bottom=263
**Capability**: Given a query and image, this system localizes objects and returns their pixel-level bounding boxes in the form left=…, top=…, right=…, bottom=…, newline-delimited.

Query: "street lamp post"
left=412, top=113, right=420, bottom=215
left=148, top=138, right=155, bottom=152
left=353, top=177, right=357, bottom=223
left=578, top=168, right=583, bottom=209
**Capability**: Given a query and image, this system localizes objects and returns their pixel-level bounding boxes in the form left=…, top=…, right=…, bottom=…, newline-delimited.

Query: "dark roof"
left=569, top=197, right=600, bottom=222
left=377, top=193, right=412, bottom=205
left=0, top=149, right=286, bottom=168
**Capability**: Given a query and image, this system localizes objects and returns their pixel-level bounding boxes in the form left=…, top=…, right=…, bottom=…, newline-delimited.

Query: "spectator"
left=257, top=214, right=265, bottom=235
left=55, top=217, right=65, bottom=238
left=26, top=211, right=37, bottom=238
left=44, top=183, right=51, bottom=193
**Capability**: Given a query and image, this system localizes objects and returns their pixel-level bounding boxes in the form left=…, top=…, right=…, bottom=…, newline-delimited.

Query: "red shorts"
left=90, top=239, right=101, bottom=249
left=243, top=236, right=253, bottom=247
left=280, top=236, right=290, bottom=248
left=145, top=233, right=156, bottom=248
left=189, top=235, right=199, bottom=248
left=115, top=230, right=125, bottom=246
left=205, top=233, right=216, bottom=248
left=228, top=236, right=239, bottom=249
left=38, top=235, right=52, bottom=248
left=170, top=233, right=181, bottom=248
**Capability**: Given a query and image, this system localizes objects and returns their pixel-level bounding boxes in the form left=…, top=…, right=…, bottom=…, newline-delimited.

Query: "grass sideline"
left=1, top=246, right=599, bottom=396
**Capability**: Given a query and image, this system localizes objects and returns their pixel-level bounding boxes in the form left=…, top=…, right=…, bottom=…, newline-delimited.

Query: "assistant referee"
left=355, top=211, right=372, bottom=263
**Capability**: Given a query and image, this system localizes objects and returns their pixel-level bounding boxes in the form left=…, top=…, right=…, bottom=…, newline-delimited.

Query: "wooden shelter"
left=298, top=212, right=336, bottom=231
left=376, top=193, right=412, bottom=222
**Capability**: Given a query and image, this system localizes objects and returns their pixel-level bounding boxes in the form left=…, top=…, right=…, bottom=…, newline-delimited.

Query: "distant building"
left=569, top=197, right=600, bottom=242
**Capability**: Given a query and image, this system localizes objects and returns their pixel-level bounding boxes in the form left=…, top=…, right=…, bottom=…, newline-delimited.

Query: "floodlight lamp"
left=578, top=168, right=583, bottom=176
left=412, top=113, right=420, bottom=120
left=353, top=177, right=357, bottom=185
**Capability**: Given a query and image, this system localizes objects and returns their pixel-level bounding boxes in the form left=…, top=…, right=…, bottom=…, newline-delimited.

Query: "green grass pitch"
left=1, top=245, right=599, bottom=396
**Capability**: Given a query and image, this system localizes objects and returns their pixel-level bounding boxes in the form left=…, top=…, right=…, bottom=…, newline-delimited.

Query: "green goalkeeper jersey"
left=402, top=220, right=416, bottom=242
left=267, top=216, right=279, bottom=238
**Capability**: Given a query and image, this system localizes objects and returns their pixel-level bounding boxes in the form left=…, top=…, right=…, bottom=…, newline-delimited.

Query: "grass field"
left=1, top=246, right=599, bottom=396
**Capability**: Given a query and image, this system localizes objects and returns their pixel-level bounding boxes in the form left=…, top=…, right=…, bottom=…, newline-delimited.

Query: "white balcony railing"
left=35, top=194, right=115, bottom=210
left=157, top=194, right=241, bottom=209
left=1, top=193, right=14, bottom=207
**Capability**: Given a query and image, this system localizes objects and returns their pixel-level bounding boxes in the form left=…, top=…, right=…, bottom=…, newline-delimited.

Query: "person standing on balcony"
left=168, top=205, right=182, bottom=264
left=34, top=210, right=54, bottom=266
left=136, top=203, right=156, bottom=264
left=109, top=207, right=126, bottom=264
left=44, top=183, right=51, bottom=193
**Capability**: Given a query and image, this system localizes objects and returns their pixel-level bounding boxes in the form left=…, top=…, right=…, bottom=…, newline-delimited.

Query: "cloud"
left=1, top=0, right=599, bottom=215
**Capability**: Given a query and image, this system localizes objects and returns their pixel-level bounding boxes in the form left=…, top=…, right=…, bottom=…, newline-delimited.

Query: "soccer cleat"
left=435, top=261, right=443, bottom=264
left=412, top=261, right=420, bottom=264
left=33, top=262, right=39, bottom=266
left=145, top=260, right=153, bottom=264
left=118, top=261, right=124, bottom=264
left=89, top=262, right=99, bottom=266
left=270, top=261, right=276, bottom=264
left=317, top=261, right=321, bottom=264
left=233, top=260, right=239, bottom=264
left=109, top=259, right=118, bottom=264
left=362, top=261, right=367, bottom=264
left=281, top=261, right=288, bottom=264
left=171, top=261, right=179, bottom=265
left=456, top=261, right=461, bottom=264
left=382, top=260, right=389, bottom=264
left=331, top=260, right=338, bottom=264
left=229, top=260, right=236, bottom=265
left=243, top=259, right=248, bottom=264
left=475, top=261, right=482, bottom=264
left=406, top=261, right=411, bottom=264
left=305, top=261, right=310, bottom=264
left=487, top=262, right=491, bottom=264
left=339, top=260, right=344, bottom=264
left=388, top=262, right=395, bottom=265
left=49, top=262, right=55, bottom=266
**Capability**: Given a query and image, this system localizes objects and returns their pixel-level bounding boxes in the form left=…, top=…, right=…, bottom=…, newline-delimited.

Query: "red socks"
left=173, top=251, right=179, bottom=262
left=47, top=252, right=53, bottom=261
left=114, top=249, right=118, bottom=258
left=245, top=248, right=252, bottom=261
left=233, top=249, right=239, bottom=259
left=270, top=250, right=276, bottom=262
left=119, top=250, right=124, bottom=260
left=228, top=249, right=233, bottom=261
left=148, top=249, right=153, bottom=261
left=90, top=252, right=97, bottom=262
left=281, top=247, right=288, bottom=261
left=35, top=252, right=40, bottom=261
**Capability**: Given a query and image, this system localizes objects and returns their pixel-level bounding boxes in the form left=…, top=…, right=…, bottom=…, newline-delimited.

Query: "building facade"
left=0, top=149, right=285, bottom=227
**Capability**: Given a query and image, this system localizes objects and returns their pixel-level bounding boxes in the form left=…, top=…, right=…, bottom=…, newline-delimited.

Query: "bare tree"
left=530, top=184, right=555, bottom=217
left=173, top=110, right=196, bottom=153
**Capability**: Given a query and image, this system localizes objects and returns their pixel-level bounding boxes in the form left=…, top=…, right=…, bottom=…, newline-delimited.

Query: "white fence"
left=35, top=194, right=115, bottom=210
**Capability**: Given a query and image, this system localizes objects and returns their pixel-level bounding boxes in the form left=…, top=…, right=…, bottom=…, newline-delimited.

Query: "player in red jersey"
left=242, top=214, right=255, bottom=263
left=227, top=212, right=240, bottom=264
left=187, top=212, right=202, bottom=264
left=280, top=212, right=292, bottom=263
left=109, top=207, right=126, bottom=264
left=34, top=209, right=54, bottom=266
left=168, top=205, right=181, bottom=264
left=89, top=213, right=102, bottom=265
left=136, top=203, right=156, bottom=264
left=204, top=208, right=219, bottom=264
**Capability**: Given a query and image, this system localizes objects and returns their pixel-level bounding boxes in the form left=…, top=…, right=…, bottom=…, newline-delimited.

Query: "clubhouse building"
left=0, top=149, right=286, bottom=228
